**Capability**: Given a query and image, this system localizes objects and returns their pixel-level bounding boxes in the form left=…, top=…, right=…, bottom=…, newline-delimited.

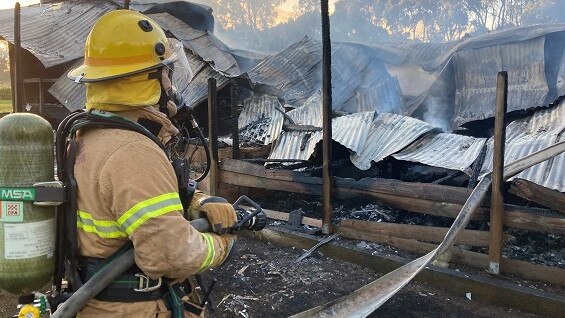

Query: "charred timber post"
left=321, top=0, right=334, bottom=234
left=489, top=71, right=508, bottom=275
left=230, top=79, right=240, bottom=159
left=13, top=2, right=21, bottom=112
left=208, top=78, right=218, bottom=196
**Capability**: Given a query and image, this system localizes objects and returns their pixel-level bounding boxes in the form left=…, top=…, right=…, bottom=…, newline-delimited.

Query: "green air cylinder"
left=0, top=113, right=56, bottom=295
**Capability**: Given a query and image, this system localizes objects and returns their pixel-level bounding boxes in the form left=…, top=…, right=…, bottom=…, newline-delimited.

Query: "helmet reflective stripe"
left=197, top=233, right=216, bottom=273
left=117, top=192, right=183, bottom=235
left=77, top=210, right=127, bottom=239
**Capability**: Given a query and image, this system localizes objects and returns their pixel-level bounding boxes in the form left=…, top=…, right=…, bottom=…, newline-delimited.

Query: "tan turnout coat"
left=74, top=107, right=221, bottom=317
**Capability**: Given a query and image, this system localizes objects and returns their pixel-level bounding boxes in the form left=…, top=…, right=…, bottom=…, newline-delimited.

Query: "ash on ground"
left=254, top=192, right=565, bottom=270
left=201, top=236, right=543, bottom=318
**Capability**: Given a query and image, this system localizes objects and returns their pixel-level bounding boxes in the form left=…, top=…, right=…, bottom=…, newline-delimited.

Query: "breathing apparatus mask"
left=157, top=38, right=194, bottom=120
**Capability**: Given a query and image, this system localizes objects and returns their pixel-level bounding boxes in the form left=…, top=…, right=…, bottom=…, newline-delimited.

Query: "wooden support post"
left=489, top=71, right=508, bottom=274
left=207, top=78, right=218, bottom=196
left=321, top=0, right=333, bottom=234
left=230, top=79, right=240, bottom=159
left=38, top=78, right=44, bottom=115
left=13, top=2, right=21, bottom=113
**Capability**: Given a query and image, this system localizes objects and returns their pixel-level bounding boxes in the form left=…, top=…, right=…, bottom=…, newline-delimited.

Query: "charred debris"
left=1, top=0, right=564, bottom=289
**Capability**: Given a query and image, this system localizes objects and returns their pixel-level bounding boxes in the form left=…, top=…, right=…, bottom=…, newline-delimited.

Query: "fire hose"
left=51, top=195, right=266, bottom=318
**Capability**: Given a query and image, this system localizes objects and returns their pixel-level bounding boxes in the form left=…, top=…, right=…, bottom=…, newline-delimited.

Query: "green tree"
left=0, top=41, right=10, bottom=83
left=210, top=0, right=285, bottom=48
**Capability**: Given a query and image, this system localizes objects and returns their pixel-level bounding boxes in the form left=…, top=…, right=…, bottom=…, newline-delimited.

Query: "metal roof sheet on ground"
left=332, top=112, right=375, bottom=153
left=453, top=37, right=549, bottom=127
left=48, top=58, right=85, bottom=112
left=350, top=113, right=434, bottom=170
left=479, top=101, right=565, bottom=192
left=267, top=130, right=323, bottom=161
left=238, top=95, right=284, bottom=145
left=0, top=1, right=117, bottom=68
left=148, top=12, right=243, bottom=76
left=393, top=133, right=486, bottom=175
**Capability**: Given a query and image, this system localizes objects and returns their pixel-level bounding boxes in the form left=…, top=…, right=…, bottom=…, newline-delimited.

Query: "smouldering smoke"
left=423, top=96, right=451, bottom=132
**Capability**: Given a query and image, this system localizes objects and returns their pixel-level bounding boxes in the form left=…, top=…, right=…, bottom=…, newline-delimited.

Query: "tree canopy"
left=209, top=0, right=565, bottom=51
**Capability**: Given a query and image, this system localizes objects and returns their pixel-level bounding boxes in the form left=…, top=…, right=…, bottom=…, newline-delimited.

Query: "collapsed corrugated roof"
left=453, top=37, right=549, bottom=126
left=0, top=1, right=260, bottom=77
left=268, top=130, right=323, bottom=162
left=0, top=1, right=116, bottom=68
left=267, top=111, right=374, bottom=162
left=393, top=133, right=486, bottom=175
left=247, top=37, right=406, bottom=114
left=480, top=100, right=565, bottom=191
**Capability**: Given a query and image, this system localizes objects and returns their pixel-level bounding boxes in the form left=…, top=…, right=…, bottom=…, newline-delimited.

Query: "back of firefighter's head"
left=68, top=10, right=185, bottom=112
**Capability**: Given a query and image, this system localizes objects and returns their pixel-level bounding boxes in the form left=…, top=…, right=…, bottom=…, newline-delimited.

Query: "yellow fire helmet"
left=68, top=10, right=179, bottom=83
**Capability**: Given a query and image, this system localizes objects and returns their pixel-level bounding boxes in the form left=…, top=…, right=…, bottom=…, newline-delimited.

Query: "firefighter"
left=66, top=10, right=236, bottom=317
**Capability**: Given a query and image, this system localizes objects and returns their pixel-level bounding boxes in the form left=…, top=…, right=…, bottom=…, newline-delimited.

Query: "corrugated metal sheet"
left=249, top=37, right=321, bottom=107
left=453, top=37, right=549, bottom=127
left=48, top=58, right=85, bottom=112
left=333, top=112, right=375, bottom=153
left=238, top=95, right=284, bottom=145
left=340, top=76, right=403, bottom=114
left=384, top=41, right=457, bottom=67
left=181, top=61, right=228, bottom=110
left=0, top=1, right=116, bottom=68
left=479, top=101, right=565, bottom=191
left=248, top=37, right=401, bottom=113
left=268, top=130, right=323, bottom=161
left=287, top=96, right=323, bottom=127
left=558, top=52, right=565, bottom=98
left=393, top=133, right=486, bottom=175
left=350, top=114, right=434, bottom=170
left=424, top=23, right=565, bottom=71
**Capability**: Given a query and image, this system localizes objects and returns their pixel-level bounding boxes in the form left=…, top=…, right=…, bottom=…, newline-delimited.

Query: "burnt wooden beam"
left=339, top=219, right=514, bottom=247
left=258, top=210, right=564, bottom=287
left=219, top=161, right=565, bottom=234
left=510, top=178, right=565, bottom=215
left=244, top=227, right=565, bottom=317
left=337, top=226, right=564, bottom=286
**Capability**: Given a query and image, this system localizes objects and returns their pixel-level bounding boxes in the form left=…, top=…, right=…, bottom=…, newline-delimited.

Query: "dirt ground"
left=0, top=234, right=548, bottom=318
left=201, top=235, right=544, bottom=318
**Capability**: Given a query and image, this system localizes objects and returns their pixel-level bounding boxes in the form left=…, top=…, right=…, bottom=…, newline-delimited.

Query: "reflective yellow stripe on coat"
left=77, top=192, right=183, bottom=238
left=117, top=192, right=183, bottom=235
left=197, top=233, right=216, bottom=273
left=77, top=211, right=127, bottom=238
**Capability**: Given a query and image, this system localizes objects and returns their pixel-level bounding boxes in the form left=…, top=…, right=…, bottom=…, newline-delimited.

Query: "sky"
left=0, top=0, right=40, bottom=10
